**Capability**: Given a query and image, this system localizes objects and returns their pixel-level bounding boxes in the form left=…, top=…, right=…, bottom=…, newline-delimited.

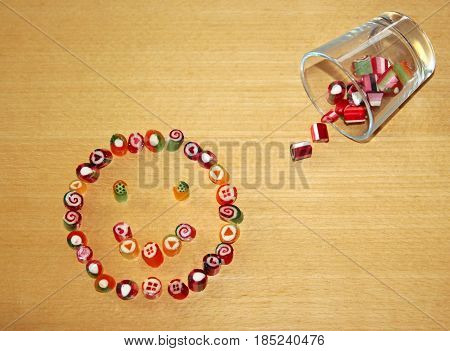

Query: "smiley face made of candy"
left=63, top=129, right=243, bottom=301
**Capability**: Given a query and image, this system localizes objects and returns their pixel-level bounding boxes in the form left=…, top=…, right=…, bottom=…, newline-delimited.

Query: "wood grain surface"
left=0, top=0, right=449, bottom=331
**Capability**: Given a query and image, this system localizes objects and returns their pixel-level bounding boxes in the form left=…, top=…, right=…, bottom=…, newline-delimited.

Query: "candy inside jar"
left=300, top=11, right=435, bottom=142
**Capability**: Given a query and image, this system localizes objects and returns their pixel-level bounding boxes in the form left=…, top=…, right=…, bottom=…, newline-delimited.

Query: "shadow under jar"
left=300, top=11, right=436, bottom=142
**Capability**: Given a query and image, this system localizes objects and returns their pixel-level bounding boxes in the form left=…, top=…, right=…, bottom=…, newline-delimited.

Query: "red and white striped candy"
left=127, top=132, right=144, bottom=153
left=371, top=56, right=390, bottom=75
left=290, top=141, right=312, bottom=161
left=321, top=109, right=339, bottom=123
left=343, top=105, right=366, bottom=124
left=310, top=123, right=329, bottom=143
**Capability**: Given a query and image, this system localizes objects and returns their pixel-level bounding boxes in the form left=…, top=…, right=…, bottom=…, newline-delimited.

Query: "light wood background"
left=0, top=0, right=449, bottom=331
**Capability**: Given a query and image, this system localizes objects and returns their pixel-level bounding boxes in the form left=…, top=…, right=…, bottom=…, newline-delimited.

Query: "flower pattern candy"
left=110, top=134, right=128, bottom=156
left=89, top=148, right=113, bottom=169
left=95, top=274, right=116, bottom=293
left=198, top=150, right=217, bottom=169
left=68, top=179, right=87, bottom=194
left=142, top=242, right=164, bottom=268
left=203, top=254, right=221, bottom=276
left=184, top=142, right=202, bottom=161
left=86, top=259, right=103, bottom=279
left=67, top=230, right=87, bottom=250
left=216, top=243, right=234, bottom=265
left=116, top=280, right=139, bottom=300
left=113, top=221, right=132, bottom=242
left=162, top=235, right=182, bottom=257
left=119, top=238, right=140, bottom=260
left=209, top=164, right=229, bottom=185
left=188, top=269, right=208, bottom=292
left=76, top=245, right=93, bottom=263
left=219, top=224, right=240, bottom=244
left=144, top=130, right=166, bottom=152
left=219, top=205, right=243, bottom=224
left=216, top=184, right=238, bottom=205
left=167, top=129, right=184, bottom=152
left=175, top=223, right=196, bottom=242
left=113, top=180, right=128, bottom=203
left=76, top=163, right=100, bottom=183
left=127, top=132, right=144, bottom=153
left=142, top=277, right=162, bottom=300
left=168, top=279, right=189, bottom=300
left=63, top=190, right=84, bottom=211
left=63, top=210, right=82, bottom=231
left=173, top=181, right=189, bottom=201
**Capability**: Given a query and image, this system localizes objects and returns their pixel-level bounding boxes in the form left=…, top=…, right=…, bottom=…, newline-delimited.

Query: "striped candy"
left=167, top=129, right=184, bottom=152
left=63, top=210, right=82, bottom=231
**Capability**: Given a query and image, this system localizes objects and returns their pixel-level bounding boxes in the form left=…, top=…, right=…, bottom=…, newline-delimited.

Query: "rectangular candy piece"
left=343, top=105, right=366, bottom=124
left=361, top=74, right=378, bottom=92
left=393, top=61, right=414, bottom=85
left=310, top=123, right=329, bottom=143
left=321, top=109, right=339, bottom=123
left=367, top=92, right=384, bottom=107
left=290, top=141, right=312, bottom=161
left=353, top=56, right=373, bottom=76
left=371, top=56, right=390, bottom=75
left=376, top=66, right=399, bottom=92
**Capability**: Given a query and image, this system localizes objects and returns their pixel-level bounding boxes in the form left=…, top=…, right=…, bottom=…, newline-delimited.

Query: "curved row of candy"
left=63, top=129, right=243, bottom=300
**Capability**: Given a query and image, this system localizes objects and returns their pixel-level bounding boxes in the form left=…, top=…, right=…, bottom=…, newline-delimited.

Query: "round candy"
left=113, top=222, right=132, bottom=242
left=142, top=242, right=164, bottom=268
left=68, top=179, right=87, bottom=194
left=184, top=142, right=202, bottom=161
left=198, top=150, right=217, bottom=169
left=173, top=181, right=189, bottom=201
left=144, top=130, right=165, bottom=152
left=86, top=259, right=103, bottom=278
left=119, top=238, right=140, bottom=260
left=188, top=269, right=208, bottom=292
left=219, top=223, right=240, bottom=244
left=76, top=163, right=100, bottom=183
left=167, top=129, right=184, bottom=152
left=216, top=243, right=234, bottom=265
left=95, top=274, right=116, bottom=293
left=209, top=164, right=229, bottom=185
left=162, top=235, right=182, bottom=257
left=142, top=277, right=162, bottom=300
left=219, top=204, right=244, bottom=224
left=168, top=279, right=189, bottom=300
left=67, top=230, right=87, bottom=249
left=175, top=223, right=196, bottom=242
left=113, top=180, right=128, bottom=203
left=110, top=134, right=128, bottom=156
left=127, top=132, right=144, bottom=153
left=76, top=245, right=93, bottom=263
left=63, top=190, right=84, bottom=211
left=63, top=210, right=82, bottom=231
left=203, top=254, right=221, bottom=276
left=216, top=184, right=238, bottom=205
left=116, top=280, right=139, bottom=300
left=89, top=148, right=113, bottom=169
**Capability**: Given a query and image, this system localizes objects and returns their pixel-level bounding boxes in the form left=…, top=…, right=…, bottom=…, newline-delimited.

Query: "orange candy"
left=69, top=179, right=87, bottom=194
left=162, top=235, right=182, bottom=257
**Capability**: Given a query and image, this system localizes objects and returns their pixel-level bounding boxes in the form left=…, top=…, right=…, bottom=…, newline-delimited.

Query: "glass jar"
left=300, top=11, right=435, bottom=142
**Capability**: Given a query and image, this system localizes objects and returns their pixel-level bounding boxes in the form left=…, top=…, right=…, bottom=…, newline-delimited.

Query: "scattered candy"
left=144, top=130, right=165, bottom=152
left=76, top=163, right=100, bottom=183
left=198, top=150, right=217, bottom=169
left=321, top=110, right=340, bottom=123
left=203, top=254, right=221, bottom=276
left=216, top=184, right=238, bottom=205
left=216, top=243, right=234, bottom=265
left=209, top=164, right=230, bottom=185
left=168, top=279, right=189, bottom=300
left=173, top=181, right=189, bottom=201
left=335, top=99, right=349, bottom=116
left=353, top=55, right=373, bottom=76
left=119, top=238, right=140, bottom=260
left=393, top=61, right=414, bottom=85
left=371, top=56, right=390, bottom=75
left=68, top=179, right=87, bottom=195
left=142, top=242, right=164, bottom=268
left=67, top=230, right=87, bottom=250
left=110, top=134, right=128, bottom=156
left=367, top=92, right=384, bottom=107
left=361, top=73, right=378, bottom=92
left=76, top=245, right=93, bottom=263
left=63, top=210, right=82, bottom=231
left=219, top=224, right=240, bottom=244
left=86, top=260, right=103, bottom=279
left=343, top=105, right=367, bottom=124
left=188, top=269, right=208, bottom=292
left=116, top=280, right=139, bottom=300
left=310, top=122, right=329, bottom=143
left=127, top=132, right=144, bottom=153
left=290, top=141, right=312, bottom=161
left=347, top=83, right=364, bottom=106
left=113, top=222, right=132, bottom=242
left=95, top=274, right=116, bottom=293
left=167, top=129, right=184, bottom=152
left=184, top=142, right=202, bottom=161
left=377, top=66, right=400, bottom=92
left=113, top=180, right=128, bottom=203
left=142, top=277, right=162, bottom=299
left=327, top=81, right=346, bottom=104
left=63, top=190, right=84, bottom=211
left=89, top=149, right=113, bottom=169
left=175, top=223, right=197, bottom=242
left=162, top=235, right=182, bottom=257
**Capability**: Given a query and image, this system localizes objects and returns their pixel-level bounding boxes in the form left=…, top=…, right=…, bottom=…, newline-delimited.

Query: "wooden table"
left=1, top=0, right=449, bottom=331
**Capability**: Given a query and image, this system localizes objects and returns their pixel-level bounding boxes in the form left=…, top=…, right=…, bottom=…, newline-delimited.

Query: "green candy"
left=353, top=56, right=373, bottom=76
left=113, top=180, right=128, bottom=203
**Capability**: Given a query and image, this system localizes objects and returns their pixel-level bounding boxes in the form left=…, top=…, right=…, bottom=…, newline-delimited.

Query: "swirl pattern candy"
left=63, top=190, right=84, bottom=211
left=113, top=222, right=132, bottom=242
left=76, top=163, right=100, bottom=183
left=188, top=269, right=208, bottom=292
left=116, top=280, right=139, bottom=300
left=127, top=132, right=144, bottom=153
left=113, top=180, right=128, bottom=203
left=168, top=279, right=189, bottom=300
left=209, top=164, right=229, bottom=185
left=218, top=205, right=243, bottom=224
left=119, top=238, right=140, bottom=260
left=216, top=243, right=234, bottom=265
left=144, top=130, right=166, bottom=152
left=198, top=150, right=217, bottom=169
left=110, top=134, right=128, bottom=156
left=76, top=245, right=93, bottom=263
left=89, top=148, right=113, bottom=169
left=219, top=224, right=240, bottom=244
left=216, top=184, right=238, bottom=205
left=167, top=129, right=184, bottom=152
left=67, top=231, right=87, bottom=249
left=63, top=210, right=82, bottom=231
left=68, top=179, right=87, bottom=195
left=142, top=242, right=164, bottom=268
left=203, top=254, right=221, bottom=276
left=162, top=235, right=182, bottom=257
left=175, top=223, right=196, bottom=242
left=142, top=277, right=162, bottom=300
left=95, top=274, right=116, bottom=293
left=86, top=259, right=103, bottom=278
left=184, top=142, right=202, bottom=161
